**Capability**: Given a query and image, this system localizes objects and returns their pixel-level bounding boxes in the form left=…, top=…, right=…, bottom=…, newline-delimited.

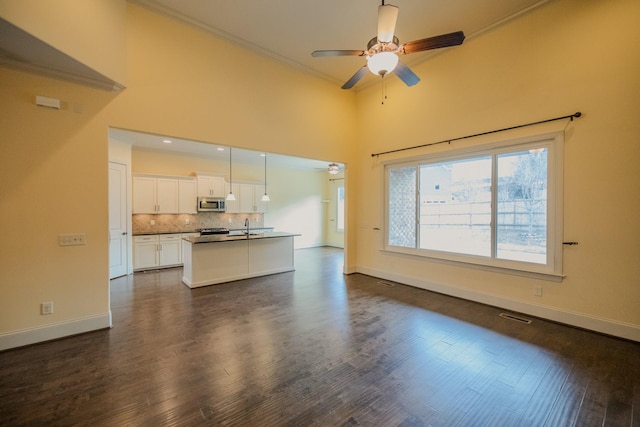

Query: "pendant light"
left=261, top=153, right=270, bottom=202
left=328, top=163, right=340, bottom=175
left=226, top=148, right=236, bottom=201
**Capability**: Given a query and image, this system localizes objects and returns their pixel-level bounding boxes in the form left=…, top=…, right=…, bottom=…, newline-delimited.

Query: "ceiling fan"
left=311, top=1, right=465, bottom=89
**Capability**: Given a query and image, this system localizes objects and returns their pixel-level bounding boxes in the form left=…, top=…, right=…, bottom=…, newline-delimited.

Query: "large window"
left=385, top=132, right=563, bottom=278
left=336, top=185, right=345, bottom=232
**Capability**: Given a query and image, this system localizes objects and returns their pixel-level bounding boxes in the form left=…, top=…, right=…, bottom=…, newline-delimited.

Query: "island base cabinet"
left=183, top=240, right=248, bottom=287
left=249, top=237, right=294, bottom=273
left=182, top=236, right=295, bottom=288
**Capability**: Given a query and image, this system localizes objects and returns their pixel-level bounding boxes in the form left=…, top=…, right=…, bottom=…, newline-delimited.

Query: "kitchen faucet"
left=245, top=218, right=249, bottom=236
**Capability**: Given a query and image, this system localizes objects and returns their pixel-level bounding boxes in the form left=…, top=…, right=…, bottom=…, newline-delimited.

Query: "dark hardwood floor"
left=1, top=247, right=639, bottom=426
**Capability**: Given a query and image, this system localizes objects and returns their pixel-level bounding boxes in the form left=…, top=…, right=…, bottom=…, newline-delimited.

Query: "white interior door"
left=109, top=162, right=128, bottom=278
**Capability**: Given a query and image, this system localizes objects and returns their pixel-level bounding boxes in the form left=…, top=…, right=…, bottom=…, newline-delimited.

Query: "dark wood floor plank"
left=1, top=247, right=639, bottom=426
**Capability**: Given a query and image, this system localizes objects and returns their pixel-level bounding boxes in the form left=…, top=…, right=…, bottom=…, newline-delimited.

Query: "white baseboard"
left=0, top=312, right=112, bottom=351
left=356, top=266, right=640, bottom=343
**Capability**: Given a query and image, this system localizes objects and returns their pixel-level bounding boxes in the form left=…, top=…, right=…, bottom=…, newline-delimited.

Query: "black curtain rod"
left=371, top=112, right=582, bottom=158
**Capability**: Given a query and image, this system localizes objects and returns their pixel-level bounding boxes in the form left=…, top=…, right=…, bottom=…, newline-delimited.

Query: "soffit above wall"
left=0, top=17, right=124, bottom=91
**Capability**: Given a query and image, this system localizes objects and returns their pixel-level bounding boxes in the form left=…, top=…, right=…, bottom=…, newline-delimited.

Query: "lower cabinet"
left=134, top=235, right=159, bottom=270
left=134, top=234, right=184, bottom=271
left=159, top=234, right=181, bottom=266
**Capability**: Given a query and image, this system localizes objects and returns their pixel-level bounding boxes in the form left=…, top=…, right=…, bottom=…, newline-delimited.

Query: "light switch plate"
left=58, top=233, right=86, bottom=246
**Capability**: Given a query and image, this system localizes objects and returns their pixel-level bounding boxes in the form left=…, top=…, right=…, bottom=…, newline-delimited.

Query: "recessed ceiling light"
left=260, top=153, right=266, bottom=157
left=162, top=139, right=172, bottom=144
left=217, top=147, right=225, bottom=151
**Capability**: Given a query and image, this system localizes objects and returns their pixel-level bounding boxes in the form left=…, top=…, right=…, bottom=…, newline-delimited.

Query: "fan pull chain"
left=381, top=78, right=388, bottom=105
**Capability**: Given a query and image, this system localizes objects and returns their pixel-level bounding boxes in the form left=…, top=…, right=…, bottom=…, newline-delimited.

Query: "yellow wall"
left=1, top=0, right=638, bottom=348
left=353, top=0, right=640, bottom=339
left=0, top=68, right=118, bottom=341
left=0, top=3, right=357, bottom=349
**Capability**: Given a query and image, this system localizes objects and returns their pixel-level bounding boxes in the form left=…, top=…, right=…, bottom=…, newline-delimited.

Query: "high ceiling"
left=2, top=1, right=550, bottom=168
left=131, top=0, right=550, bottom=89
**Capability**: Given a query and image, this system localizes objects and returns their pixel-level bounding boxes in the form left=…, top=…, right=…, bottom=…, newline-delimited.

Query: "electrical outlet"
left=58, top=233, right=86, bottom=246
left=150, top=219, right=156, bottom=225
left=533, top=286, right=543, bottom=297
left=185, top=219, right=190, bottom=225
left=41, top=301, right=54, bottom=315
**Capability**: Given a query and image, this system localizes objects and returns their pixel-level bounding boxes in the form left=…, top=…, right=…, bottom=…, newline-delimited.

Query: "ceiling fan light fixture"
left=367, top=52, right=398, bottom=76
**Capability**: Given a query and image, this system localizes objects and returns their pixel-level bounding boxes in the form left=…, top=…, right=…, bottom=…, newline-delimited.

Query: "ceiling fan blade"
left=394, top=61, right=420, bottom=87
left=341, top=66, right=369, bottom=90
left=377, top=4, right=399, bottom=43
left=312, top=50, right=365, bottom=57
left=399, top=31, right=465, bottom=55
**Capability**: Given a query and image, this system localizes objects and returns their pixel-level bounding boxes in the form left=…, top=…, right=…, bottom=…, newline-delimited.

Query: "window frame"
left=383, top=131, right=564, bottom=281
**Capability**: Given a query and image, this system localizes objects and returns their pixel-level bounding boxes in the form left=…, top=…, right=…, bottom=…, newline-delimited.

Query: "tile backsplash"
left=133, top=212, right=265, bottom=234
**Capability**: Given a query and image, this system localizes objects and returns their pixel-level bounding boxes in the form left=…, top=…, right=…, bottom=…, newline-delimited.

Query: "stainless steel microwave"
left=197, top=197, right=226, bottom=212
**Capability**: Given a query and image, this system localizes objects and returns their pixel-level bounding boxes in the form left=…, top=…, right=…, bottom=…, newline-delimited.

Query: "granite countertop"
left=184, top=231, right=300, bottom=244
left=133, top=230, right=200, bottom=236
left=133, top=227, right=275, bottom=237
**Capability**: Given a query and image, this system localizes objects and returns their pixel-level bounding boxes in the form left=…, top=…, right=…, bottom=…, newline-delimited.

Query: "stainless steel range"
left=198, top=228, right=230, bottom=236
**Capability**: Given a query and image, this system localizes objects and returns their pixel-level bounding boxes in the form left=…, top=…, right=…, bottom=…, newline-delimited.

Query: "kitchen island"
left=181, top=232, right=299, bottom=288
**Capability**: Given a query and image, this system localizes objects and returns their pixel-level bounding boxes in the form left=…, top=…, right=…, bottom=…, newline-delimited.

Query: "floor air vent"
left=377, top=281, right=396, bottom=287
left=499, top=312, right=532, bottom=324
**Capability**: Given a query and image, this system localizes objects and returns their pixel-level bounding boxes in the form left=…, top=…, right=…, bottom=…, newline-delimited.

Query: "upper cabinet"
left=242, top=183, right=268, bottom=214
left=196, top=173, right=226, bottom=198
left=226, top=182, right=267, bottom=214
left=133, top=175, right=196, bottom=214
left=225, top=183, right=241, bottom=214
left=133, top=173, right=267, bottom=215
left=178, top=179, right=197, bottom=214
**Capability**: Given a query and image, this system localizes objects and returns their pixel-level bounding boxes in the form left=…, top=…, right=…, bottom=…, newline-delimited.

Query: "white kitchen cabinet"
left=133, top=175, right=197, bottom=214
left=253, top=184, right=268, bottom=213
left=197, top=174, right=226, bottom=197
left=134, top=233, right=184, bottom=270
left=239, top=183, right=255, bottom=214
left=226, top=183, right=268, bottom=213
left=178, top=178, right=197, bottom=213
left=133, top=235, right=159, bottom=270
left=133, top=175, right=179, bottom=214
left=132, top=176, right=157, bottom=214
left=225, top=182, right=241, bottom=213
left=159, top=234, right=182, bottom=266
